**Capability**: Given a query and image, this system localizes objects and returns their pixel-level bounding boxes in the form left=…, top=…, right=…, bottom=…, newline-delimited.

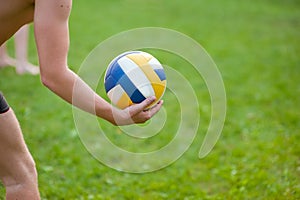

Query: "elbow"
left=41, top=75, right=49, bottom=88
left=40, top=73, right=57, bottom=91
left=40, top=63, right=66, bottom=90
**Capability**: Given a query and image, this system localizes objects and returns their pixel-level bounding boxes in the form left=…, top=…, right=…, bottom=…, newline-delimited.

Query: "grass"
left=1, top=0, right=300, bottom=199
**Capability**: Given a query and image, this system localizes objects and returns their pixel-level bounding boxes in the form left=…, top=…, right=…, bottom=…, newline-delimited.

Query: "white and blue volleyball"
left=104, top=51, right=167, bottom=109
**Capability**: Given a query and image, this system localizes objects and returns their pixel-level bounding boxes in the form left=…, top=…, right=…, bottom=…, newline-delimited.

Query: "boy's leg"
left=14, top=24, right=39, bottom=75
left=0, top=94, right=40, bottom=199
left=0, top=43, right=16, bottom=68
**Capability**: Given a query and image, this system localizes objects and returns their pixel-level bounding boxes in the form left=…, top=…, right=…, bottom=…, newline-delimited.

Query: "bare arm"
left=34, top=0, right=162, bottom=125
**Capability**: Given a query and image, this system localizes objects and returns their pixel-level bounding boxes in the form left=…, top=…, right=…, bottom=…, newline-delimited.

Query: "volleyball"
left=104, top=51, right=167, bottom=109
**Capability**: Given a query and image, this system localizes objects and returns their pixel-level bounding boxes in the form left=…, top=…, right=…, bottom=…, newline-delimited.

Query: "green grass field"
left=1, top=0, right=299, bottom=199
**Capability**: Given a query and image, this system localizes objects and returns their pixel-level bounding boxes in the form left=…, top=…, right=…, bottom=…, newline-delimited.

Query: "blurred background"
left=0, top=0, right=299, bottom=199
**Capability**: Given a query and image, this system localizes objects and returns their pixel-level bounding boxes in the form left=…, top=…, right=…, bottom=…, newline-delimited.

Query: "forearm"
left=41, top=67, right=116, bottom=124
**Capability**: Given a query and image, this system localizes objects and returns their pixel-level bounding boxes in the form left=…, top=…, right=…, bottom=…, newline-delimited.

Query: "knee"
left=2, top=156, right=38, bottom=188
left=24, top=157, right=38, bottom=183
left=4, top=159, right=40, bottom=200
left=19, top=156, right=38, bottom=186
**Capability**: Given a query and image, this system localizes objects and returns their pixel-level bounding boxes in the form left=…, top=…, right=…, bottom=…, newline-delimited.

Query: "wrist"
left=95, top=99, right=116, bottom=125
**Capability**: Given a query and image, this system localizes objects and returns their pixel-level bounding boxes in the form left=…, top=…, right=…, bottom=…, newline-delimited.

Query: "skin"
left=0, top=24, right=40, bottom=75
left=0, top=0, right=163, bottom=198
left=0, top=109, right=39, bottom=199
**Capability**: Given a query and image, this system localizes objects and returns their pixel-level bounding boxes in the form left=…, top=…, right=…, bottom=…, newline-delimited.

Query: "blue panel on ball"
left=130, top=89, right=146, bottom=103
left=106, top=60, right=146, bottom=103
left=117, top=73, right=146, bottom=104
left=105, top=75, right=117, bottom=93
left=154, top=69, right=166, bottom=81
left=105, top=61, right=116, bottom=81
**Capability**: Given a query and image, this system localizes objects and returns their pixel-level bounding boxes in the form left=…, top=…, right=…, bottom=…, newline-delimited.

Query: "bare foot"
left=0, top=55, right=16, bottom=68
left=16, top=62, right=40, bottom=75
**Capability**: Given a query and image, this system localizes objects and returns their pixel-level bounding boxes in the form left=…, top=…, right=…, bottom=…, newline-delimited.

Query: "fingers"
left=148, top=100, right=163, bottom=117
left=129, top=96, right=156, bottom=116
left=131, top=100, right=164, bottom=124
left=113, top=97, right=163, bottom=125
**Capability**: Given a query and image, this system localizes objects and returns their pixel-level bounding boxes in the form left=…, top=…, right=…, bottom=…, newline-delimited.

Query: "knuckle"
left=144, top=113, right=151, bottom=121
left=129, top=111, right=136, bottom=118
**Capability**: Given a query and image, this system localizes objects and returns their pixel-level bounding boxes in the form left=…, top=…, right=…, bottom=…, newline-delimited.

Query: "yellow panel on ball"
left=116, top=92, right=133, bottom=109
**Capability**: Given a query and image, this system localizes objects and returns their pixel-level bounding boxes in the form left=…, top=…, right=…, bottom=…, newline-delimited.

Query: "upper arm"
left=34, top=0, right=72, bottom=77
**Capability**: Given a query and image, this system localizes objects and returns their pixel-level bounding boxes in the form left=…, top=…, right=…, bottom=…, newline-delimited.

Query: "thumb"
left=129, top=96, right=156, bottom=116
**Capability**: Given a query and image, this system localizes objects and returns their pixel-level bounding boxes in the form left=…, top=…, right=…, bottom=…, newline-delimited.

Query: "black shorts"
left=0, top=92, right=9, bottom=114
